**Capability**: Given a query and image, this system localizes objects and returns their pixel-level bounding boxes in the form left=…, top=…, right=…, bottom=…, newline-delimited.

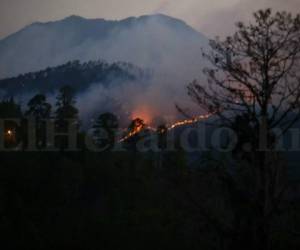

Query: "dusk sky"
left=1, top=0, right=299, bottom=39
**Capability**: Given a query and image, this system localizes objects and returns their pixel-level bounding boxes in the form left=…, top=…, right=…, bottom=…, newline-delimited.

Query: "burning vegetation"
left=120, top=112, right=213, bottom=142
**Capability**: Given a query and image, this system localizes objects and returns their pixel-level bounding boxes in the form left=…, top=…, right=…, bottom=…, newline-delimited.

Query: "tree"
left=93, top=112, right=119, bottom=149
left=55, top=86, right=78, bottom=128
left=0, top=97, right=22, bottom=118
left=25, top=94, right=52, bottom=148
left=54, top=86, right=79, bottom=149
left=26, top=94, right=51, bottom=119
left=189, top=9, right=300, bottom=132
left=188, top=9, right=300, bottom=250
left=0, top=98, right=22, bottom=147
left=123, top=118, right=147, bottom=147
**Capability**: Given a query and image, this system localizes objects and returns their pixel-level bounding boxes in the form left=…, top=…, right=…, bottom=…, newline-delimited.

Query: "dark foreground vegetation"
left=1, top=148, right=300, bottom=250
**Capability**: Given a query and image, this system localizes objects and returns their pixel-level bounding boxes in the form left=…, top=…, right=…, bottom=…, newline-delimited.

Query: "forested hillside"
left=0, top=60, right=150, bottom=96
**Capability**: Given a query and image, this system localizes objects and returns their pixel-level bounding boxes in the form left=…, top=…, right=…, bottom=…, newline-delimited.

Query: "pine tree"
left=26, top=94, right=51, bottom=120
left=93, top=112, right=119, bottom=149
left=55, top=86, right=78, bottom=121
left=25, top=94, right=52, bottom=148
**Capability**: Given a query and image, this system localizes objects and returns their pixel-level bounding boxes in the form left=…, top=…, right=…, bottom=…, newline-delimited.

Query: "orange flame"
left=120, top=118, right=148, bottom=142
left=120, top=112, right=214, bottom=142
left=167, top=113, right=213, bottom=130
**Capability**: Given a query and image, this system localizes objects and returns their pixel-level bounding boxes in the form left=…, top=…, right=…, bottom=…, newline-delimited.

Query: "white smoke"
left=0, top=14, right=210, bottom=127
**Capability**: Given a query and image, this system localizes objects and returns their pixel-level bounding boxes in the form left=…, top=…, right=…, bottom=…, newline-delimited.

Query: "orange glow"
left=7, top=130, right=13, bottom=136
left=131, top=106, right=153, bottom=125
left=120, top=112, right=214, bottom=142
left=167, top=113, right=213, bottom=130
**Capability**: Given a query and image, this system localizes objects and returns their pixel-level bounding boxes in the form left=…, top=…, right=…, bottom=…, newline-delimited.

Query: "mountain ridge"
left=0, top=13, right=208, bottom=79
left=0, top=14, right=199, bottom=43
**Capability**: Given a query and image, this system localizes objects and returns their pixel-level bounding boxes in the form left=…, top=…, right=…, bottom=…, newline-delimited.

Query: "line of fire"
left=0, top=112, right=212, bottom=151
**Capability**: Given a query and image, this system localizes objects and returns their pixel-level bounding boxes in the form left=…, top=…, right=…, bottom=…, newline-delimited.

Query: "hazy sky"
left=0, top=0, right=299, bottom=39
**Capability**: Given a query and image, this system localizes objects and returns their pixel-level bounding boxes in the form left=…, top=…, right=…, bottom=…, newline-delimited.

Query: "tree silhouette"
left=26, top=94, right=51, bottom=119
left=54, top=86, right=79, bottom=149
left=189, top=9, right=300, bottom=133
left=0, top=97, right=22, bottom=118
left=188, top=9, right=300, bottom=250
left=93, top=112, right=119, bottom=149
left=25, top=94, right=52, bottom=148
left=0, top=98, right=22, bottom=147
left=55, top=86, right=78, bottom=121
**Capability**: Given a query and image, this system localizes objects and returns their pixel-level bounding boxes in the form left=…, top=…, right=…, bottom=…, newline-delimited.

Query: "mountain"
left=0, top=14, right=208, bottom=79
left=0, top=60, right=150, bottom=96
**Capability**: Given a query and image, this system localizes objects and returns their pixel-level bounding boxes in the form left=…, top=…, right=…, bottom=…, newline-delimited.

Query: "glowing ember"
left=167, top=113, right=212, bottom=130
left=120, top=127, right=142, bottom=142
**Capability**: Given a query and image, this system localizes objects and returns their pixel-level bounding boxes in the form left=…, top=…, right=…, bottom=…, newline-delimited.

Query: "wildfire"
left=119, top=118, right=156, bottom=142
left=167, top=113, right=212, bottom=130
left=120, top=121, right=145, bottom=142
left=120, top=112, right=214, bottom=142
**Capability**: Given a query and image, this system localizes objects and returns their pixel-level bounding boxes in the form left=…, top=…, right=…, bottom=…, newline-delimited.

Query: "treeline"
left=0, top=60, right=151, bottom=96
left=0, top=85, right=160, bottom=151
